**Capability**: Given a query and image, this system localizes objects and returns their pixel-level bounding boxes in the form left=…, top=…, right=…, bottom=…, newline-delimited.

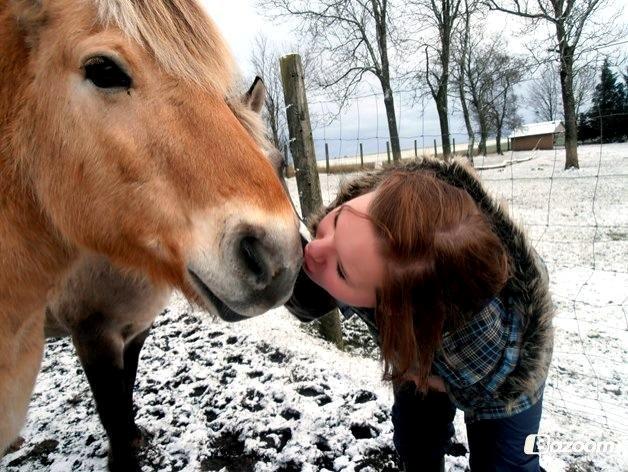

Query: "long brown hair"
left=369, top=170, right=509, bottom=391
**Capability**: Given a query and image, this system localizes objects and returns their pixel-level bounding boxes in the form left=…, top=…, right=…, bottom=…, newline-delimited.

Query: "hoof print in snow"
left=268, top=350, right=287, bottom=363
left=226, top=336, right=239, bottom=345
left=226, top=354, right=244, bottom=364
left=7, top=439, right=59, bottom=467
left=191, top=385, right=207, bottom=397
left=296, top=385, right=322, bottom=397
left=351, top=424, right=378, bottom=439
left=207, top=331, right=224, bottom=339
left=259, top=427, right=292, bottom=451
left=85, top=434, right=97, bottom=446
left=241, top=389, right=264, bottom=412
left=148, top=407, right=166, bottom=420
left=315, top=454, right=335, bottom=470
left=210, top=341, right=223, bottom=348
left=316, top=394, right=332, bottom=406
left=276, top=459, right=302, bottom=471
left=202, top=432, right=257, bottom=472
left=280, top=408, right=301, bottom=420
left=247, top=370, right=264, bottom=378
left=354, top=445, right=399, bottom=471
left=315, top=437, right=331, bottom=452
left=446, top=441, right=468, bottom=457
left=204, top=409, right=219, bottom=422
left=219, top=368, right=236, bottom=385
left=354, top=390, right=377, bottom=403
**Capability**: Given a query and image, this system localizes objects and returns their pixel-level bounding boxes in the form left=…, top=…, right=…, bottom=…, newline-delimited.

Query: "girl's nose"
left=307, top=236, right=331, bottom=264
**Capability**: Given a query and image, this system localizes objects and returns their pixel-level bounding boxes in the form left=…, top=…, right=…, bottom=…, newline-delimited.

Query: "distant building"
left=508, top=120, right=565, bottom=151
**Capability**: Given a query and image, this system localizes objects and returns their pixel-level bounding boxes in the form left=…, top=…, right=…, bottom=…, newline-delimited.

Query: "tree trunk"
left=435, top=89, right=451, bottom=160
left=495, top=127, right=502, bottom=155
left=560, top=59, right=579, bottom=168
left=383, top=86, right=402, bottom=161
left=478, top=128, right=488, bottom=156
left=458, top=80, right=474, bottom=162
left=556, top=29, right=579, bottom=168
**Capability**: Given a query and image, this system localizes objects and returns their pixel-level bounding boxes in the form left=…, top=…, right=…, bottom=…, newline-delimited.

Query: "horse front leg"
left=72, top=322, right=140, bottom=472
left=122, top=327, right=152, bottom=450
left=0, top=313, right=44, bottom=457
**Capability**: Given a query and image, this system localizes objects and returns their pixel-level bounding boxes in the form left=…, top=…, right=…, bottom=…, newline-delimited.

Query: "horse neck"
left=0, top=5, right=76, bottom=322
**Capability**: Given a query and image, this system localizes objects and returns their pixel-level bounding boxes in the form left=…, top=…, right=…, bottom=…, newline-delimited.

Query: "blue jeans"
left=392, top=383, right=544, bottom=471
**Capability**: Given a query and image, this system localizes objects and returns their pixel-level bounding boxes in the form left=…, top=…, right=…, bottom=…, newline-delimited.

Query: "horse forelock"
left=93, top=0, right=235, bottom=96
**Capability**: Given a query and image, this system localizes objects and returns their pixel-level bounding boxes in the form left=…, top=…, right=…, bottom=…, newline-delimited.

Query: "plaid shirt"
left=338, top=297, right=544, bottom=422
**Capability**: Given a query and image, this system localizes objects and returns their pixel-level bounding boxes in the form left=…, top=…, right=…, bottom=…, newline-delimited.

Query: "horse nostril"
left=239, top=236, right=268, bottom=284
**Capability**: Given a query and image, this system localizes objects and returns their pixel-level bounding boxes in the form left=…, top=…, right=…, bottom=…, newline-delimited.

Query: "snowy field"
left=2, top=143, right=626, bottom=471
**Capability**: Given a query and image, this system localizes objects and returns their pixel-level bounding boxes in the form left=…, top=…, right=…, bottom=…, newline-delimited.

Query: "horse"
left=41, top=77, right=288, bottom=471
left=0, top=0, right=301, bottom=461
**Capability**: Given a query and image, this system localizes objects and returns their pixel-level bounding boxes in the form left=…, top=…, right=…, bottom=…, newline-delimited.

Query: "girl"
left=286, top=159, right=554, bottom=471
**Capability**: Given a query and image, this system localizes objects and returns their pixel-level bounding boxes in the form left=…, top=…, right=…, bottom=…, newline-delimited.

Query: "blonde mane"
left=93, top=0, right=236, bottom=95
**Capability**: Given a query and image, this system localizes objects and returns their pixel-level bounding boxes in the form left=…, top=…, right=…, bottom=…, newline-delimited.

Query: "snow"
left=2, top=143, right=627, bottom=471
left=508, top=121, right=565, bottom=139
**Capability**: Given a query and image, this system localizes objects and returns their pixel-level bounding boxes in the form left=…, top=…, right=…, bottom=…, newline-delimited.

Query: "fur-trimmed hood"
left=307, top=158, right=555, bottom=410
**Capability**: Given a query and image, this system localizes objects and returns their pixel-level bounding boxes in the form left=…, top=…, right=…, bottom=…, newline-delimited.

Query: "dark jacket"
left=285, top=158, right=554, bottom=415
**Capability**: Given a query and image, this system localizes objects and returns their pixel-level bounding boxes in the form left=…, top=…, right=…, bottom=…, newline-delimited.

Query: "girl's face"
left=303, top=192, right=384, bottom=308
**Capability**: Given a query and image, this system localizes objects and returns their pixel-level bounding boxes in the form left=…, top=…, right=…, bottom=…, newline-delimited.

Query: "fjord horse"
left=42, top=78, right=287, bottom=471
left=0, top=0, right=301, bottom=461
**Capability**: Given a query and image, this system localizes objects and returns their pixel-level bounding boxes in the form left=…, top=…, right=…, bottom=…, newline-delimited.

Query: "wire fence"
left=287, top=88, right=628, bottom=452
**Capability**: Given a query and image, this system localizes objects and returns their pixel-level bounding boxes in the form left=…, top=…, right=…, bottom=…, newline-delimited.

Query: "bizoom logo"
left=524, top=435, right=617, bottom=455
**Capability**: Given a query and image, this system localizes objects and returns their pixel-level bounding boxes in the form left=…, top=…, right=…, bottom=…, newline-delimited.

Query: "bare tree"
left=453, top=0, right=479, bottom=161
left=485, top=0, right=626, bottom=168
left=461, top=35, right=497, bottom=156
left=260, top=0, right=405, bottom=161
left=527, top=62, right=563, bottom=121
left=461, top=36, right=525, bottom=156
left=574, top=62, right=597, bottom=116
left=411, top=0, right=463, bottom=160
left=489, top=56, right=525, bottom=154
left=250, top=34, right=288, bottom=154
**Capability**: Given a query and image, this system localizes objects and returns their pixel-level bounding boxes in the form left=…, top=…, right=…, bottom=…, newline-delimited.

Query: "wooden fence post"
left=453, top=138, right=456, bottom=154
left=434, top=139, right=438, bottom=158
left=325, top=142, right=330, bottom=174
left=386, top=141, right=391, bottom=164
left=280, top=53, right=343, bottom=349
left=414, top=139, right=418, bottom=158
left=359, top=142, right=364, bottom=168
left=283, top=144, right=289, bottom=177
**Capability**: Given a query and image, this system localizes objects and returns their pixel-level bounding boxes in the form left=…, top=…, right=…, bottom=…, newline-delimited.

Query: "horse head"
left=5, top=0, right=302, bottom=318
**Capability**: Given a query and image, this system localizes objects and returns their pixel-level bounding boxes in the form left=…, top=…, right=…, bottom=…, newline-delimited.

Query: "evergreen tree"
left=579, top=59, right=627, bottom=142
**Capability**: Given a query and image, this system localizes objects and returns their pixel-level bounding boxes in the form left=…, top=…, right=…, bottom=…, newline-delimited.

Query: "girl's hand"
left=403, top=370, right=447, bottom=393
left=427, top=375, right=447, bottom=393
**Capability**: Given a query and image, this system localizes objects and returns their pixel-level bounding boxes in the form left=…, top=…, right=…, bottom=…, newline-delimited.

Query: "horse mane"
left=93, top=0, right=235, bottom=95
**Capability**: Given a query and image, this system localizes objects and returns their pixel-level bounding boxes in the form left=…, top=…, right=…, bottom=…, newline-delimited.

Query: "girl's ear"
left=11, top=0, right=48, bottom=45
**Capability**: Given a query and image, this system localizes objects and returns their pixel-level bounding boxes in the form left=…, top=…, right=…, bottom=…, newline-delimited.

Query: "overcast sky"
left=200, top=1, right=627, bottom=160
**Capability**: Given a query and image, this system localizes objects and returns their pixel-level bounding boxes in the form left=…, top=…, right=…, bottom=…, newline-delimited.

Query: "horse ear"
left=11, top=0, right=47, bottom=42
left=243, top=76, right=267, bottom=114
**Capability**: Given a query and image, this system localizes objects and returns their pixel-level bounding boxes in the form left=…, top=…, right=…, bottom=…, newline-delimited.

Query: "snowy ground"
left=2, top=143, right=627, bottom=471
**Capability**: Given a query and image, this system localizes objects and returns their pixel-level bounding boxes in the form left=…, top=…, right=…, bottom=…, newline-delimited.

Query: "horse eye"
left=84, top=56, right=132, bottom=90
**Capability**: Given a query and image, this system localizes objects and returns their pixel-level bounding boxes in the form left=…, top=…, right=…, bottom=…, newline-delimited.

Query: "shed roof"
left=509, top=120, right=565, bottom=139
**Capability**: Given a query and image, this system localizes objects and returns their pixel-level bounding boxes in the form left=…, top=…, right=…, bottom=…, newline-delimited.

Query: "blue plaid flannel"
left=338, top=297, right=544, bottom=422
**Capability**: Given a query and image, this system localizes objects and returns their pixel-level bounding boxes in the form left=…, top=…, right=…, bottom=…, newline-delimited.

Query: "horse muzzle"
left=187, top=219, right=302, bottom=320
